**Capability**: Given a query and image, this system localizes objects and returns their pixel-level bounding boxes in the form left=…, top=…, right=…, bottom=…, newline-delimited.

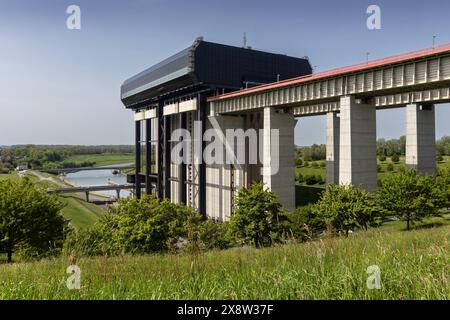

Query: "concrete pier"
left=262, top=107, right=295, bottom=211
left=339, top=96, right=377, bottom=192
left=326, top=112, right=340, bottom=185
left=406, top=104, right=436, bottom=174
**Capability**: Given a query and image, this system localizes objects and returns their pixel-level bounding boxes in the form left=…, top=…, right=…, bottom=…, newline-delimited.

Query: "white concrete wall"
left=339, top=96, right=377, bottom=192
left=205, top=114, right=246, bottom=221
left=326, top=112, right=340, bottom=185
left=262, top=107, right=295, bottom=211
left=406, top=104, right=436, bottom=174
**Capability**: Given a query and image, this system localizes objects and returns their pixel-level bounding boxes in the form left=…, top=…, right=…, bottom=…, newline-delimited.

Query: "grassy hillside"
left=0, top=216, right=448, bottom=300
left=63, top=153, right=134, bottom=167
left=59, top=196, right=103, bottom=229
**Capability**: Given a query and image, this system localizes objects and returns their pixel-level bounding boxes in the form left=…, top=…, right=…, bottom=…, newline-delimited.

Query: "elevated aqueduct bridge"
left=122, top=39, right=450, bottom=221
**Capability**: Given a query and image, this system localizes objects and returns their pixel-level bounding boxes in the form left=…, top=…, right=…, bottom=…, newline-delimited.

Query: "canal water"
left=63, top=164, right=133, bottom=199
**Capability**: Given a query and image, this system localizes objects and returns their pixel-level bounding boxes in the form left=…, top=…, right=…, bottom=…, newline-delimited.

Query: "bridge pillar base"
left=262, top=107, right=295, bottom=211
left=326, top=112, right=340, bottom=185
left=339, top=96, right=377, bottom=192
left=406, top=104, right=436, bottom=174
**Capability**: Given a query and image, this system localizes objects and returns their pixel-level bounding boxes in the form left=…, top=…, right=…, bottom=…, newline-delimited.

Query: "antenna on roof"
left=433, top=35, right=437, bottom=50
left=243, top=32, right=247, bottom=48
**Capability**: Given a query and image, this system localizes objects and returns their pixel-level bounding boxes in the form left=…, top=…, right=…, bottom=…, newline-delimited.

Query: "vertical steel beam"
left=157, top=102, right=164, bottom=199
left=164, top=114, right=171, bottom=199
left=135, top=120, right=141, bottom=199
left=179, top=112, right=187, bottom=204
left=145, top=118, right=152, bottom=195
left=197, top=94, right=207, bottom=218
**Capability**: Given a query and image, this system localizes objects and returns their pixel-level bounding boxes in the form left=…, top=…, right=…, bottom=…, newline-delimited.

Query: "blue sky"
left=1, top=0, right=450, bottom=146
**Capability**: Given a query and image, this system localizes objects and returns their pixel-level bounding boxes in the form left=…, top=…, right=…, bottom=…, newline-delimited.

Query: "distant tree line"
left=296, top=136, right=450, bottom=161
left=0, top=145, right=134, bottom=170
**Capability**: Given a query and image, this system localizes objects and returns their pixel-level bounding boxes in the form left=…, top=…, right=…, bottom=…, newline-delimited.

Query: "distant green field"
left=63, top=153, right=134, bottom=167
left=0, top=215, right=448, bottom=299
left=296, top=156, right=450, bottom=185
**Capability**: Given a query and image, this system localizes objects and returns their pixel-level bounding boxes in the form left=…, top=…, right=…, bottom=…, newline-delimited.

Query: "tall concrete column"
left=339, top=96, right=377, bottom=192
left=406, top=104, right=436, bottom=174
left=262, top=107, right=295, bottom=211
left=326, top=112, right=340, bottom=185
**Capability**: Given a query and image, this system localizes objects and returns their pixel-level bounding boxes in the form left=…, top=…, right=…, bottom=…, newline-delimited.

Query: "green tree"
left=230, top=182, right=286, bottom=247
left=391, top=154, right=400, bottom=163
left=313, top=185, right=378, bottom=236
left=377, top=170, right=443, bottom=230
left=295, top=157, right=303, bottom=167
left=0, top=178, right=67, bottom=262
left=436, top=166, right=450, bottom=209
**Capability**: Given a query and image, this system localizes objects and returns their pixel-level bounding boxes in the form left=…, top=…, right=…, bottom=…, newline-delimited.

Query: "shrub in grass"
left=230, top=182, right=287, bottom=248
left=377, top=169, right=444, bottom=230
left=287, top=205, right=324, bottom=240
left=296, top=172, right=304, bottom=184
left=377, top=164, right=383, bottom=173
left=305, top=174, right=318, bottom=185
left=391, top=154, right=400, bottom=163
left=319, top=161, right=326, bottom=168
left=386, top=163, right=395, bottom=172
left=436, top=155, right=444, bottom=163
left=378, top=155, right=387, bottom=162
left=295, top=157, right=303, bottom=167
left=311, top=162, right=319, bottom=168
left=197, top=220, right=235, bottom=250
left=313, top=185, right=380, bottom=236
left=65, top=196, right=202, bottom=256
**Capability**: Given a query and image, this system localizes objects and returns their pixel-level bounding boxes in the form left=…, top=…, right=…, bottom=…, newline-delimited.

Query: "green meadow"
left=0, top=215, right=448, bottom=300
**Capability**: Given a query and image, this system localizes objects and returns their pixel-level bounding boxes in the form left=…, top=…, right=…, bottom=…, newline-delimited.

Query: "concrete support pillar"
left=205, top=114, right=246, bottom=221
left=326, top=112, right=340, bottom=185
left=406, top=104, right=436, bottom=174
left=262, top=107, right=295, bottom=211
left=339, top=96, right=377, bottom=192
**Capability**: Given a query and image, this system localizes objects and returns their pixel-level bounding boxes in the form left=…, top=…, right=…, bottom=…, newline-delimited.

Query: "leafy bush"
left=287, top=205, right=324, bottom=240
left=386, top=163, right=395, bottom=172
left=391, top=154, right=400, bottom=163
left=197, top=220, right=235, bottom=250
left=295, top=172, right=304, bottom=184
left=295, top=157, right=303, bottom=167
left=313, top=185, right=379, bottom=236
left=305, top=175, right=318, bottom=185
left=378, top=155, right=387, bottom=162
left=377, top=170, right=445, bottom=230
left=377, top=164, right=383, bottom=173
left=230, top=182, right=287, bottom=247
left=0, top=178, right=68, bottom=262
left=311, top=162, right=319, bottom=168
left=65, top=196, right=201, bottom=256
left=436, top=155, right=444, bottom=163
